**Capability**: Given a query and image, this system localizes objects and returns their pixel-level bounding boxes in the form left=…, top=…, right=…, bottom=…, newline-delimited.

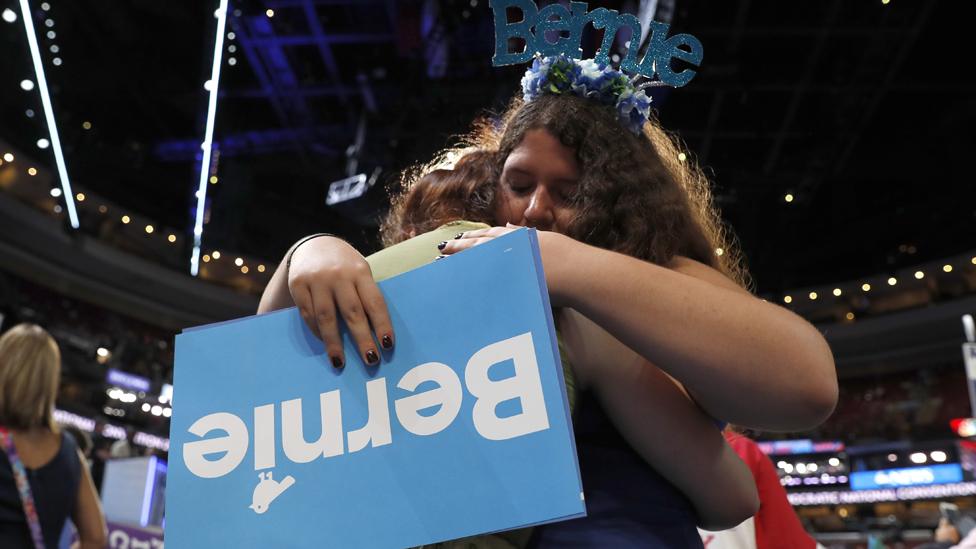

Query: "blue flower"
left=520, top=55, right=652, bottom=136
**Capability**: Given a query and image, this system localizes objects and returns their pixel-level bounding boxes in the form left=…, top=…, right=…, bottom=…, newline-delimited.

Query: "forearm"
left=594, top=360, right=758, bottom=530
left=558, top=240, right=837, bottom=430
left=257, top=258, right=292, bottom=313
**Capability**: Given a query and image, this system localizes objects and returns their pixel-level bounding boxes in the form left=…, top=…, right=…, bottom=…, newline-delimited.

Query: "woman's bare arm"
left=546, top=234, right=837, bottom=431
left=561, top=309, right=758, bottom=530
left=72, top=449, right=107, bottom=549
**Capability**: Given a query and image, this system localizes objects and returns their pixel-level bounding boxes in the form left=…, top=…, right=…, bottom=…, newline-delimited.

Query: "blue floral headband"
left=520, top=55, right=653, bottom=136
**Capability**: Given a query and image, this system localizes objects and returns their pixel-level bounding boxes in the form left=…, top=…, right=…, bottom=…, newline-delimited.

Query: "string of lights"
left=190, top=0, right=229, bottom=277
left=17, top=0, right=78, bottom=228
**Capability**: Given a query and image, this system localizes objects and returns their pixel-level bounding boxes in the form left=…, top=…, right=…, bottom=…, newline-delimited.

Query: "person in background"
left=62, top=426, right=92, bottom=464
left=0, top=324, right=106, bottom=549
left=109, top=426, right=138, bottom=459
left=699, top=431, right=823, bottom=549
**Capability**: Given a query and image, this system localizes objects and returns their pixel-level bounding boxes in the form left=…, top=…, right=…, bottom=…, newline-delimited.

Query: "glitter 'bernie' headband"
left=491, top=0, right=704, bottom=134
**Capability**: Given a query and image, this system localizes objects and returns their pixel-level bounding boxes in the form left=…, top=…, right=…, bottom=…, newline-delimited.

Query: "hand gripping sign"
left=166, top=229, right=584, bottom=548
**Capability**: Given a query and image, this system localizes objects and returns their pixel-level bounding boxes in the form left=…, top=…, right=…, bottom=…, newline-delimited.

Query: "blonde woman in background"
left=0, top=324, right=106, bottom=549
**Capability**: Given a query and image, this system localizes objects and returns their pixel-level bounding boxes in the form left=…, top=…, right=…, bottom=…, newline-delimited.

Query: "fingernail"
left=434, top=254, right=446, bottom=261
left=365, top=349, right=379, bottom=365
left=331, top=356, right=343, bottom=369
left=453, top=233, right=464, bottom=239
left=381, top=334, right=393, bottom=349
left=437, top=241, right=447, bottom=250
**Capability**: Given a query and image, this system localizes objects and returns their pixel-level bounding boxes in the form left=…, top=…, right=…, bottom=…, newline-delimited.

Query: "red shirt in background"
left=724, top=432, right=817, bottom=549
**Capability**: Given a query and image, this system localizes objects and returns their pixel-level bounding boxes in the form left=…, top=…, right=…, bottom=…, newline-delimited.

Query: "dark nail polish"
left=365, top=349, right=379, bottom=365
left=437, top=241, right=447, bottom=250
left=434, top=255, right=446, bottom=261
left=331, top=356, right=343, bottom=369
left=453, top=232, right=464, bottom=239
left=381, top=334, right=393, bottom=349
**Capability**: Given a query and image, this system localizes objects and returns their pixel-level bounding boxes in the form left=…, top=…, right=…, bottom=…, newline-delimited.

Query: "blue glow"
left=141, top=455, right=158, bottom=526
left=191, top=0, right=229, bottom=276
left=19, top=0, right=78, bottom=229
left=850, top=464, right=963, bottom=491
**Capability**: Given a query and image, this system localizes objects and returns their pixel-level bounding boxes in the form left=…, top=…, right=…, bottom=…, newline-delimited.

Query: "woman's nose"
left=523, top=189, right=555, bottom=226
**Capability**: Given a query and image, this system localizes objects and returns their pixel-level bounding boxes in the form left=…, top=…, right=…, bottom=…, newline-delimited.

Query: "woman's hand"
left=287, top=236, right=394, bottom=368
left=438, top=224, right=576, bottom=306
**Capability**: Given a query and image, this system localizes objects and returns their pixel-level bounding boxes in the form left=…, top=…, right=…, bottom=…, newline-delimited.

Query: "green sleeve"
left=365, top=221, right=490, bottom=282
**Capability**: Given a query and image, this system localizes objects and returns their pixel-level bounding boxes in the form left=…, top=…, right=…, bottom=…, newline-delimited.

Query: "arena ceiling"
left=1, top=0, right=973, bottom=295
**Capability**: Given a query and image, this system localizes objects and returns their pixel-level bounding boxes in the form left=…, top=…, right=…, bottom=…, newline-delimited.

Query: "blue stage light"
left=190, top=0, right=229, bottom=276
left=19, top=0, right=78, bottom=228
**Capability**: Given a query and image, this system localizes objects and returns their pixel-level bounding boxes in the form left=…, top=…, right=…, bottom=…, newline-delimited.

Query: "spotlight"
left=27, top=167, right=37, bottom=176
left=828, top=457, right=840, bottom=467
left=914, top=271, right=924, bottom=279
left=887, top=453, right=897, bottom=462
left=151, top=405, right=162, bottom=416
left=20, top=79, right=34, bottom=91
left=2, top=8, right=17, bottom=23
left=121, top=215, right=130, bottom=224
left=145, top=225, right=154, bottom=234
left=241, top=265, right=249, bottom=274
left=228, top=57, right=237, bottom=66
left=142, top=403, right=151, bottom=412
left=783, top=295, right=792, bottom=304
left=96, top=346, right=110, bottom=358
left=832, top=288, right=841, bottom=296
left=234, top=257, right=243, bottom=266
left=784, top=193, right=794, bottom=203
left=46, top=30, right=54, bottom=39
left=82, top=121, right=91, bottom=130
left=677, top=152, right=686, bottom=162
left=168, top=234, right=176, bottom=243
left=162, top=407, right=172, bottom=418
left=715, top=248, right=724, bottom=256
left=212, top=251, right=221, bottom=259
left=808, top=292, right=817, bottom=300
left=75, top=192, right=85, bottom=201
left=49, top=44, right=58, bottom=53
left=202, top=255, right=211, bottom=262
left=943, top=264, right=953, bottom=273
left=49, top=188, right=61, bottom=197
left=2, top=153, right=12, bottom=162
left=845, top=312, right=855, bottom=321
left=909, top=452, right=926, bottom=464
left=52, top=57, right=61, bottom=66
left=19, top=0, right=79, bottom=227
left=862, top=283, right=871, bottom=292
left=191, top=0, right=229, bottom=276
left=257, top=264, right=266, bottom=273
left=930, top=450, right=947, bottom=463
left=887, top=277, right=897, bottom=286
left=266, top=8, right=274, bottom=17
left=37, top=138, right=50, bottom=149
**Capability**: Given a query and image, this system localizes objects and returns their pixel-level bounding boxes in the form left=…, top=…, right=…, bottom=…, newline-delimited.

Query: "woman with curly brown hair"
left=259, top=58, right=836, bottom=546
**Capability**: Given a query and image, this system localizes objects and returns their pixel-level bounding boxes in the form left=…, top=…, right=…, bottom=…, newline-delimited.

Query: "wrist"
left=286, top=233, right=339, bottom=274
left=541, top=232, right=584, bottom=308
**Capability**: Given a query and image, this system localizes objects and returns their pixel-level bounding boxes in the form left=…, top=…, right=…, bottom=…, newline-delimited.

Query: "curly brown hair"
left=380, top=150, right=500, bottom=247
left=382, top=93, right=751, bottom=290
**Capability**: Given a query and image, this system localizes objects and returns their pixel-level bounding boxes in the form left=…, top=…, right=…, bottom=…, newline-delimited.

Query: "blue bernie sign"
left=166, top=229, right=585, bottom=548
